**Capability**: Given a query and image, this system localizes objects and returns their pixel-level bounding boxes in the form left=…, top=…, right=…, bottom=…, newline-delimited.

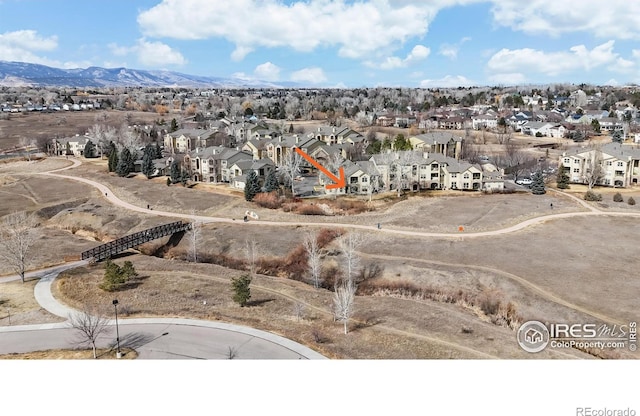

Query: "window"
left=617, top=161, right=624, bottom=167
left=431, top=173, right=439, bottom=179
left=463, top=182, right=469, bottom=189
left=607, top=161, right=612, bottom=166
left=431, top=163, right=439, bottom=170
left=564, top=158, right=570, bottom=164
left=451, top=173, right=457, bottom=179
left=573, top=168, right=580, bottom=173
left=362, top=176, right=368, bottom=183
left=574, top=159, right=579, bottom=164
left=615, top=170, right=624, bottom=177
left=473, top=173, right=481, bottom=179
left=463, top=173, right=470, bottom=179
left=350, top=177, right=358, bottom=184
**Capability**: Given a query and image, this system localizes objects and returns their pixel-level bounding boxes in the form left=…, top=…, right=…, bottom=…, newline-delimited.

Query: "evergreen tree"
left=231, top=274, right=252, bottom=307
left=107, top=142, right=118, bottom=172
left=65, top=142, right=72, bottom=156
left=170, top=118, right=179, bottom=132
left=83, top=140, right=96, bottom=158
left=116, top=147, right=134, bottom=177
left=180, top=170, right=190, bottom=186
left=99, top=259, right=130, bottom=292
left=530, top=171, right=546, bottom=195
left=244, top=169, right=261, bottom=201
left=170, top=160, right=181, bottom=183
left=153, top=142, right=163, bottom=159
left=263, top=170, right=279, bottom=192
left=556, top=167, right=570, bottom=189
left=142, top=146, right=155, bottom=179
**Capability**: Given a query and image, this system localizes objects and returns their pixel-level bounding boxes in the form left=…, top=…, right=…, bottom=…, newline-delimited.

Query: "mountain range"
left=0, top=61, right=296, bottom=89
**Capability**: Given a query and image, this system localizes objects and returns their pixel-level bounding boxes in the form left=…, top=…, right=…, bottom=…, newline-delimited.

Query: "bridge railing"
left=81, top=221, right=192, bottom=261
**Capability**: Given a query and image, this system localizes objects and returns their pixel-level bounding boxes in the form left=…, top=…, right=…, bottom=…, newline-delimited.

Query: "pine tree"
left=530, top=171, right=546, bottom=195
left=107, top=142, right=118, bottom=172
left=142, top=146, right=155, bottom=179
left=263, top=170, right=279, bottom=192
left=153, top=142, right=163, bottom=159
left=231, top=274, right=252, bottom=307
left=83, top=140, right=96, bottom=158
left=170, top=118, right=179, bottom=132
left=116, top=147, right=134, bottom=177
left=170, top=160, right=181, bottom=183
left=556, top=167, right=570, bottom=189
left=244, top=169, right=260, bottom=201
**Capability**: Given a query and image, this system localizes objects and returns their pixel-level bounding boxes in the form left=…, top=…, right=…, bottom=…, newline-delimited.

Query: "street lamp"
left=112, top=299, right=121, bottom=358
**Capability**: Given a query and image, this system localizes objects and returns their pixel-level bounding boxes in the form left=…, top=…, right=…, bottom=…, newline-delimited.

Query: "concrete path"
left=1, top=258, right=326, bottom=359
left=38, top=157, right=640, bottom=240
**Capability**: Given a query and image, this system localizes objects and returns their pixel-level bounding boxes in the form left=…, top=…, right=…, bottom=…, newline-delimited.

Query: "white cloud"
left=136, top=39, right=186, bottom=66
left=439, top=36, right=471, bottom=60
left=254, top=62, right=281, bottom=81
left=419, top=75, right=475, bottom=88
left=605, top=79, right=619, bottom=86
left=489, top=0, right=640, bottom=39
left=366, top=44, right=430, bottom=69
left=290, top=67, right=327, bottom=84
left=486, top=41, right=626, bottom=77
left=0, top=30, right=61, bottom=66
left=108, top=38, right=186, bottom=67
left=138, top=0, right=442, bottom=61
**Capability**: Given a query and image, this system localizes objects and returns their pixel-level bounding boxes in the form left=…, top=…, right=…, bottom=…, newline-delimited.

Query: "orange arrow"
left=294, top=148, right=346, bottom=190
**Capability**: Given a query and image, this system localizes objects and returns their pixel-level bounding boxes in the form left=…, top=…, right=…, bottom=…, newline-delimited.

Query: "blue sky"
left=1, top=0, right=640, bottom=88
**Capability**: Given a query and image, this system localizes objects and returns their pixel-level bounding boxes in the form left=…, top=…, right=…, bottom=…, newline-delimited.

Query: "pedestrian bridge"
left=80, top=221, right=192, bottom=262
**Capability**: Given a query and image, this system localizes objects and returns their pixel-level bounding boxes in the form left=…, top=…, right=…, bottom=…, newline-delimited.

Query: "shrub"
left=99, top=259, right=134, bottom=292
left=584, top=190, right=602, bottom=201
left=231, top=273, right=252, bottom=307
left=628, top=196, right=636, bottom=206
left=316, top=228, right=345, bottom=248
left=253, top=192, right=282, bottom=209
left=295, top=204, right=326, bottom=215
left=613, top=192, right=624, bottom=202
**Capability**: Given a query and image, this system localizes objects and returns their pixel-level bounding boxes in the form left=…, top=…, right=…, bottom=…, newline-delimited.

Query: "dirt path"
left=358, top=252, right=625, bottom=326
left=39, top=160, right=640, bottom=239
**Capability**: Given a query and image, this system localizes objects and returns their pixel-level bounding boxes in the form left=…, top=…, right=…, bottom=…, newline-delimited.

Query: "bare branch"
left=68, top=308, right=112, bottom=359
left=303, top=231, right=322, bottom=288
left=333, top=280, right=356, bottom=335
left=0, top=212, right=38, bottom=283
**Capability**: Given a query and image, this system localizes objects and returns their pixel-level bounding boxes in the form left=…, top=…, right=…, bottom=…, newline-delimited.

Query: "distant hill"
left=0, top=61, right=296, bottom=88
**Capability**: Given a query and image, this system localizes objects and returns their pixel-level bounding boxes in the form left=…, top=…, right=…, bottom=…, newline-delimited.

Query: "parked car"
left=515, top=178, right=533, bottom=186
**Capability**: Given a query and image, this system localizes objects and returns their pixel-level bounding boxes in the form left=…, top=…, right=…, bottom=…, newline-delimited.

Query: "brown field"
left=0, top=110, right=161, bottom=150
left=1, top=156, right=639, bottom=359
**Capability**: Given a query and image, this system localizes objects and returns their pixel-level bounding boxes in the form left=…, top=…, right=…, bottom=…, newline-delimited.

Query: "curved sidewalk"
left=1, top=263, right=327, bottom=360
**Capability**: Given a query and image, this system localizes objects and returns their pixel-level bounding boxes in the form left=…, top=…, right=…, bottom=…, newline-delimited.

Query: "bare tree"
left=292, top=301, right=306, bottom=321
left=583, top=148, right=605, bottom=189
left=303, top=231, right=322, bottom=288
left=68, top=308, right=112, bottom=359
left=244, top=239, right=259, bottom=277
left=188, top=220, right=202, bottom=263
left=333, top=280, right=356, bottom=335
left=339, top=232, right=365, bottom=284
left=0, top=212, right=37, bottom=283
left=277, top=150, right=302, bottom=195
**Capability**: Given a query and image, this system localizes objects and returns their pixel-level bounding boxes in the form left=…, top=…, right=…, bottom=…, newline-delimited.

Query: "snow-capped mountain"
left=0, top=61, right=294, bottom=88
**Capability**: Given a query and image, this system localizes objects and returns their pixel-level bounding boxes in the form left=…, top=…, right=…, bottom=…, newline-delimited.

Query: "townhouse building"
left=560, top=143, right=640, bottom=187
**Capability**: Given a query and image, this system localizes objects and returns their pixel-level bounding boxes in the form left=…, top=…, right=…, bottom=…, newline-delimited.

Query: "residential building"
left=560, top=143, right=640, bottom=187
left=407, top=132, right=463, bottom=159
left=163, top=129, right=216, bottom=153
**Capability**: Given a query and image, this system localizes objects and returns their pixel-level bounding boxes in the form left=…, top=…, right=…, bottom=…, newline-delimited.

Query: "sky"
left=1, top=0, right=640, bottom=88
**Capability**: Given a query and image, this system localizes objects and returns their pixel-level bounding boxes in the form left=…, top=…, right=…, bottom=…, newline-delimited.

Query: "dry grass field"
left=1, top=155, right=639, bottom=359
left=0, top=110, right=161, bottom=150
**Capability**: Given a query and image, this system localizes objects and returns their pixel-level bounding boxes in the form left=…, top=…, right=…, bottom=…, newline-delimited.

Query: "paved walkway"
left=0, top=263, right=326, bottom=360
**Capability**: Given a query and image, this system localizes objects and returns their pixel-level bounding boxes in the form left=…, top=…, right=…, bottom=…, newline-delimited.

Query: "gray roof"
left=166, top=128, right=214, bottom=138
left=411, top=131, right=463, bottom=144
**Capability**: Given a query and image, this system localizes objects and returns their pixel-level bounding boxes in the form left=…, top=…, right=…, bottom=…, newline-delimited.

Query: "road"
left=0, top=320, right=320, bottom=359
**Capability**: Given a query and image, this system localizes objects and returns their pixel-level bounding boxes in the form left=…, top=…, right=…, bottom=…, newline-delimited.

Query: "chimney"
left=295, top=134, right=299, bottom=144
